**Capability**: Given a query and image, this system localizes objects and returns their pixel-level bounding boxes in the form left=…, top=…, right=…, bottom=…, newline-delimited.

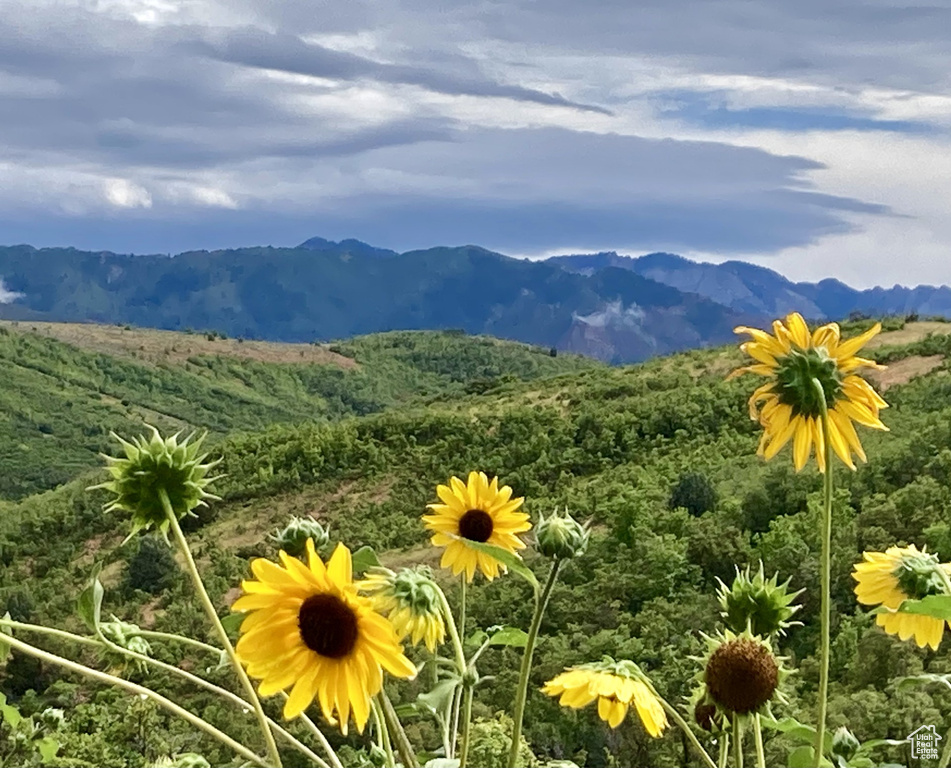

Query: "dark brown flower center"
left=298, top=594, right=359, bottom=658
left=458, top=509, right=493, bottom=542
left=705, top=638, right=779, bottom=715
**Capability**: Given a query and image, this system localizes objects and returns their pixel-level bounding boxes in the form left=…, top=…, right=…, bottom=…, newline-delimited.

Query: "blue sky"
left=2, top=0, right=951, bottom=288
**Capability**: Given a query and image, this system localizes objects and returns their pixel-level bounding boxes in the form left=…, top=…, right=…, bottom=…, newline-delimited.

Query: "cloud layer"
left=2, top=0, right=951, bottom=287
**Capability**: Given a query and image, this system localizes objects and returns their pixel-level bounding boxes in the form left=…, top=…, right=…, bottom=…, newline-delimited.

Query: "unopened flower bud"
left=90, top=426, right=221, bottom=539
left=717, top=562, right=802, bottom=637
left=831, top=727, right=861, bottom=760
left=536, top=508, right=589, bottom=560
left=270, top=516, right=330, bottom=558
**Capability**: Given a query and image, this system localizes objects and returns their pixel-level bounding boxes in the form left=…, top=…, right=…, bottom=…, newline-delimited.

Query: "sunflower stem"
left=507, top=558, right=562, bottom=768
left=811, top=377, right=834, bottom=768
left=380, top=688, right=419, bottom=768
left=372, top=698, right=396, bottom=768
left=753, top=714, right=766, bottom=768
left=449, top=685, right=463, bottom=758
left=658, top=698, right=718, bottom=768
left=159, top=487, right=283, bottom=768
left=718, top=734, right=730, bottom=768
left=733, top=713, right=743, bottom=768
left=459, top=575, right=468, bottom=645
left=0, top=631, right=268, bottom=767
left=459, top=683, right=474, bottom=768
left=107, top=624, right=341, bottom=768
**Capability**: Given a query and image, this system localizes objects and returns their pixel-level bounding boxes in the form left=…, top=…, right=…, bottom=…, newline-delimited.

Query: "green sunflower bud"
left=99, top=616, right=151, bottom=675
left=90, top=426, right=221, bottom=539
left=535, top=508, right=589, bottom=560
left=150, top=754, right=211, bottom=768
left=39, top=708, right=65, bottom=730
left=270, top=515, right=330, bottom=558
left=831, top=726, right=861, bottom=761
left=716, top=562, right=803, bottom=637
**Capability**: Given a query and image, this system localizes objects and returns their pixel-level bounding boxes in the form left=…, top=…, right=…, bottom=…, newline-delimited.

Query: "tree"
left=125, top=537, right=180, bottom=594
left=668, top=472, right=718, bottom=517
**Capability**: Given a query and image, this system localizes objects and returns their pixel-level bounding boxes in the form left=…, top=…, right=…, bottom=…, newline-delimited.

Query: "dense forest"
left=1, top=317, right=950, bottom=767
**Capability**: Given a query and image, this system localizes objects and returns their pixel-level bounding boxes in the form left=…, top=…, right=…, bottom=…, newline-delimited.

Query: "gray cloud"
left=191, top=28, right=612, bottom=114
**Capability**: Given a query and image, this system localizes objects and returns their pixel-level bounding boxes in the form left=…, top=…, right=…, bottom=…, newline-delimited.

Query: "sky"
left=2, top=0, right=951, bottom=288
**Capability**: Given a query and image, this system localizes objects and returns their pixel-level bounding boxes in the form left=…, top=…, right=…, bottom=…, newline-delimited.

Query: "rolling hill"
left=0, top=321, right=599, bottom=499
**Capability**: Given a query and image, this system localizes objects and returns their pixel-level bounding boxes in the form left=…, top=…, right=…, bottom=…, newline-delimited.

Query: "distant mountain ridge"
left=0, top=237, right=947, bottom=363
left=0, top=240, right=746, bottom=363
left=547, top=251, right=951, bottom=320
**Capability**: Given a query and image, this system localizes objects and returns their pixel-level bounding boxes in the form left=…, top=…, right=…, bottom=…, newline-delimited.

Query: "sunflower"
left=731, top=313, right=888, bottom=472
left=853, top=544, right=951, bottom=650
left=542, top=658, right=668, bottom=737
left=233, top=539, right=416, bottom=733
left=358, top=565, right=446, bottom=652
left=422, top=471, right=531, bottom=582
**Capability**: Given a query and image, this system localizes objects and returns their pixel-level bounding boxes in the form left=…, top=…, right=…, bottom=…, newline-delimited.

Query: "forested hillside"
left=1, top=319, right=950, bottom=766
left=0, top=322, right=598, bottom=499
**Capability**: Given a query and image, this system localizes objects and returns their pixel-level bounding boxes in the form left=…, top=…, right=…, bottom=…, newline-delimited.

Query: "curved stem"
left=380, top=688, right=419, bottom=768
left=733, top=713, right=744, bottom=768
left=508, top=559, right=562, bottom=768
left=160, top=488, right=283, bottom=768
left=458, top=684, right=474, bottom=768
left=658, top=698, right=718, bottom=768
left=0, top=631, right=266, bottom=767
left=753, top=714, right=766, bottom=768
left=450, top=683, right=463, bottom=759
left=811, top=378, right=834, bottom=768
left=110, top=623, right=341, bottom=768
left=0, top=619, right=329, bottom=768
left=939, top=724, right=951, bottom=768
left=280, top=694, right=345, bottom=768
left=135, top=629, right=223, bottom=657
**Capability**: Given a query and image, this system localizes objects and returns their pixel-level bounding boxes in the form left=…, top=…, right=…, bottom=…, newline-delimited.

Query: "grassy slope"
left=4, top=320, right=951, bottom=765
left=0, top=322, right=600, bottom=499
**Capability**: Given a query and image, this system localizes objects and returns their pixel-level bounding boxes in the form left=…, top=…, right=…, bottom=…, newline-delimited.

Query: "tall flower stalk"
left=813, top=380, right=833, bottom=768
left=160, top=488, right=284, bottom=767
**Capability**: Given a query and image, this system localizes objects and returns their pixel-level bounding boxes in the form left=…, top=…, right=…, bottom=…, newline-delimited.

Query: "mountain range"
left=0, top=237, right=947, bottom=362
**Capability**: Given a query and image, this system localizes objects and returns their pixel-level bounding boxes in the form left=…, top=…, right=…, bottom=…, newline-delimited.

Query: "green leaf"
left=487, top=626, right=529, bottom=648
left=897, top=672, right=951, bottom=692
left=416, top=679, right=459, bottom=717
left=36, top=737, right=60, bottom=763
left=220, top=611, right=245, bottom=636
left=351, top=546, right=381, bottom=574
left=466, top=630, right=488, bottom=648
left=76, top=563, right=104, bottom=633
left=786, top=746, right=833, bottom=768
left=0, top=702, right=22, bottom=729
left=894, top=594, right=951, bottom=621
left=447, top=536, right=538, bottom=593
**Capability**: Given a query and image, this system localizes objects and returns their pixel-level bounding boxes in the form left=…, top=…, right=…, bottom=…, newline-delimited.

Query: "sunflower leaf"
left=416, top=679, right=459, bottom=717
left=220, top=611, right=245, bottom=636
left=896, top=672, right=951, bottom=692
left=488, top=627, right=529, bottom=648
left=77, top=563, right=104, bottom=633
left=351, top=546, right=382, bottom=575
left=894, top=595, right=951, bottom=621
left=447, top=537, right=539, bottom=593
